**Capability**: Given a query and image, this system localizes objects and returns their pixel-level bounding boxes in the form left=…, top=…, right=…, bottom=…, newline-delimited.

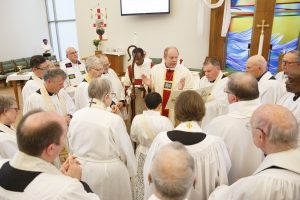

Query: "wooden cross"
left=257, top=19, right=269, bottom=34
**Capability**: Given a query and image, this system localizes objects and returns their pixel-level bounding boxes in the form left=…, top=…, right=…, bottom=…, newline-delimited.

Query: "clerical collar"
left=3, top=124, right=11, bottom=129
left=293, top=93, right=300, bottom=101
left=36, top=89, right=55, bottom=96
left=256, top=71, right=267, bottom=81
left=209, top=74, right=226, bottom=83
left=165, top=63, right=175, bottom=71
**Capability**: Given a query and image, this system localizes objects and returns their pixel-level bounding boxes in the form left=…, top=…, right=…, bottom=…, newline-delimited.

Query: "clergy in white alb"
left=98, top=54, right=127, bottom=118
left=0, top=111, right=100, bottom=200
left=22, top=55, right=49, bottom=105
left=142, top=47, right=194, bottom=123
left=125, top=47, right=152, bottom=116
left=276, top=50, right=300, bottom=92
left=24, top=68, right=75, bottom=125
left=246, top=55, right=285, bottom=104
left=147, top=143, right=195, bottom=200
left=278, top=65, right=300, bottom=147
left=195, top=57, right=229, bottom=127
left=0, top=95, right=18, bottom=159
left=208, top=104, right=300, bottom=200
left=68, top=78, right=136, bottom=200
left=204, top=72, right=264, bottom=184
left=59, top=47, right=87, bottom=98
left=131, top=92, right=173, bottom=200
left=41, top=39, right=52, bottom=56
left=144, top=91, right=231, bottom=200
left=74, top=56, right=104, bottom=110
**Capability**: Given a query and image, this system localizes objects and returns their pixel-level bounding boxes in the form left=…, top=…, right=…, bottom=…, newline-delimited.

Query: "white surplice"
left=208, top=149, right=300, bottom=200
left=102, top=68, right=125, bottom=102
left=125, top=58, right=152, bottom=117
left=197, top=72, right=229, bottom=127
left=143, top=121, right=231, bottom=200
left=258, top=71, right=285, bottom=104
left=278, top=92, right=300, bottom=147
left=68, top=100, right=136, bottom=200
left=204, top=99, right=264, bottom=184
left=21, top=74, right=44, bottom=105
left=74, top=81, right=90, bottom=110
left=124, top=57, right=152, bottom=87
left=23, top=88, right=75, bottom=116
left=150, top=62, right=194, bottom=123
left=0, top=123, right=17, bottom=159
left=60, top=58, right=87, bottom=98
left=275, top=71, right=288, bottom=93
left=130, top=110, right=173, bottom=200
left=0, top=151, right=100, bottom=200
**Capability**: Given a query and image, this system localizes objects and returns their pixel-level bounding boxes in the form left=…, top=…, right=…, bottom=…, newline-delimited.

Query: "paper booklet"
left=165, top=85, right=213, bottom=110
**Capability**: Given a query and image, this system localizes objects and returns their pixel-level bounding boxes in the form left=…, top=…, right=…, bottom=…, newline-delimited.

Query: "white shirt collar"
left=10, top=151, right=61, bottom=175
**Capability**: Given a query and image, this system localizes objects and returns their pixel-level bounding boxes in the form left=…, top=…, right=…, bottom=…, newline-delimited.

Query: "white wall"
left=75, top=0, right=211, bottom=69
left=0, top=0, right=49, bottom=61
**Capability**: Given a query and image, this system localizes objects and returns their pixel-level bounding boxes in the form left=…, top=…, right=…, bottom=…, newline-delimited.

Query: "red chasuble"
left=161, top=69, right=174, bottom=117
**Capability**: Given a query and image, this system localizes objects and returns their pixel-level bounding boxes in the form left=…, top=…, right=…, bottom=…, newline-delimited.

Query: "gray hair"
left=203, top=57, right=221, bottom=69
left=86, top=56, right=103, bottom=71
left=97, top=54, right=108, bottom=65
left=227, top=72, right=259, bottom=100
left=43, top=68, right=67, bottom=81
left=150, top=142, right=195, bottom=200
left=287, top=50, right=300, bottom=62
left=88, top=78, right=111, bottom=101
left=0, top=95, right=16, bottom=115
left=251, top=104, right=299, bottom=148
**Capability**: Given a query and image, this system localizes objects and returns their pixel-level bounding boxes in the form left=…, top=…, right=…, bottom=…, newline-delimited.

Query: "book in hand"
left=165, top=85, right=213, bottom=110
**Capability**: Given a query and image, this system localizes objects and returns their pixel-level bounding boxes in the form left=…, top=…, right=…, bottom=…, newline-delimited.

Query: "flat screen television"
left=120, top=0, right=170, bottom=16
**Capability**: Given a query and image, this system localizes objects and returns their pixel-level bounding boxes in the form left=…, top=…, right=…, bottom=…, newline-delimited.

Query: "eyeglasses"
left=107, top=92, right=116, bottom=98
left=91, top=67, right=103, bottom=72
left=282, top=60, right=299, bottom=65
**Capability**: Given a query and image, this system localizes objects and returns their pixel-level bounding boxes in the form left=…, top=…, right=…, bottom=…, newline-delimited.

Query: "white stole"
left=40, top=85, right=67, bottom=116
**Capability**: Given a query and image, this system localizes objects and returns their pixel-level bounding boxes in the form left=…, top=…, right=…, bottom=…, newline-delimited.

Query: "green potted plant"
left=93, top=39, right=102, bottom=50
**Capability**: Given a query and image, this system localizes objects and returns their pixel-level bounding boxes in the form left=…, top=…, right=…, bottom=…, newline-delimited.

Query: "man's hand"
left=116, top=101, right=124, bottom=109
left=178, top=77, right=186, bottom=90
left=141, top=74, right=152, bottom=87
left=111, top=105, right=121, bottom=114
left=60, top=155, right=82, bottom=180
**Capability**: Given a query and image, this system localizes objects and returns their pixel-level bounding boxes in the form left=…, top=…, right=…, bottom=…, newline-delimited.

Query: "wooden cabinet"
left=103, top=52, right=125, bottom=76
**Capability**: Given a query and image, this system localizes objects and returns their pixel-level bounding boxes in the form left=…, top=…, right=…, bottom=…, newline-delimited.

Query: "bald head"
left=164, top=47, right=179, bottom=68
left=246, top=55, right=267, bottom=78
left=66, top=47, right=78, bottom=63
left=227, top=72, right=259, bottom=101
left=17, top=110, right=67, bottom=156
left=251, top=104, right=298, bottom=151
left=150, top=142, right=195, bottom=200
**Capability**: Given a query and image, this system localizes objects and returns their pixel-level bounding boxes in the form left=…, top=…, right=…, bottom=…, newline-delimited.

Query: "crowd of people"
left=0, top=46, right=299, bottom=200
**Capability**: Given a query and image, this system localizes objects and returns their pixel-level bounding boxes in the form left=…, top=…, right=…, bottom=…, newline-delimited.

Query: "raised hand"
left=178, top=77, right=186, bottom=90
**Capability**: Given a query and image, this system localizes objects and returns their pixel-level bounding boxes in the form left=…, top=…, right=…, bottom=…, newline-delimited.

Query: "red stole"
left=161, top=69, right=174, bottom=117
left=128, top=65, right=142, bottom=86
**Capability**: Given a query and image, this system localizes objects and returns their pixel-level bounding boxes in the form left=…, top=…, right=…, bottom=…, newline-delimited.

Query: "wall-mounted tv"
left=120, top=0, right=170, bottom=16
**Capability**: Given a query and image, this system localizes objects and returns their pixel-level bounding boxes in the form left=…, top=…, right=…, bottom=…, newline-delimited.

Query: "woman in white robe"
left=0, top=95, right=18, bottom=159
left=130, top=92, right=173, bottom=200
left=143, top=90, right=231, bottom=200
left=68, top=78, right=137, bottom=200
